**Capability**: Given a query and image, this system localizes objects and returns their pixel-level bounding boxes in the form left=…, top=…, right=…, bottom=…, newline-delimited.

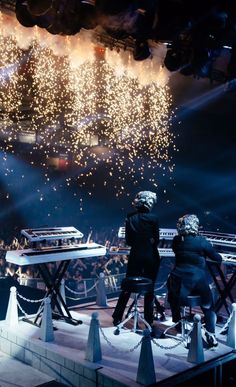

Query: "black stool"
left=163, top=295, right=201, bottom=344
left=126, top=294, right=166, bottom=321
left=114, top=276, right=153, bottom=335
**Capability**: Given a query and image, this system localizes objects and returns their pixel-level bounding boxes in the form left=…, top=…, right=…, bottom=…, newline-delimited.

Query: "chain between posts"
left=151, top=327, right=193, bottom=350
left=151, top=337, right=183, bottom=350
left=99, top=325, right=143, bottom=353
left=16, top=299, right=44, bottom=318
left=16, top=299, right=31, bottom=318
left=17, top=292, right=45, bottom=303
left=99, top=323, right=192, bottom=353
left=16, top=290, right=45, bottom=318
left=65, top=281, right=98, bottom=300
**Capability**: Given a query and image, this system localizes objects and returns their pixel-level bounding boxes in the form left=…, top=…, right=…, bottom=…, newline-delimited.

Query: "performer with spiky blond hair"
left=167, top=214, right=222, bottom=347
left=112, top=191, right=161, bottom=329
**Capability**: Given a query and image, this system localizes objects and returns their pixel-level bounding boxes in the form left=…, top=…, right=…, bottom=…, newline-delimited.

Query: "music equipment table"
left=6, top=227, right=106, bottom=326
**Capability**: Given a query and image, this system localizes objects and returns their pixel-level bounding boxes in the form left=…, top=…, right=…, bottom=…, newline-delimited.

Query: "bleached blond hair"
left=177, top=214, right=199, bottom=235
left=133, top=191, right=157, bottom=210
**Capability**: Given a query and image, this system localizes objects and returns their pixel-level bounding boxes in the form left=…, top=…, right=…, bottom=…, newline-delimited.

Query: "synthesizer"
left=118, top=227, right=177, bottom=240
left=21, top=226, right=84, bottom=242
left=118, top=227, right=236, bottom=250
left=220, top=253, right=236, bottom=265
left=6, top=242, right=106, bottom=266
left=109, top=246, right=174, bottom=257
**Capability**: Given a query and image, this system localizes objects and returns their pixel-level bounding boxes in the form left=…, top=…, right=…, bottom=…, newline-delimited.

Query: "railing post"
left=5, top=286, right=19, bottom=327
left=136, top=329, right=156, bottom=385
left=85, top=312, right=102, bottom=362
left=187, top=314, right=204, bottom=364
left=227, top=303, right=236, bottom=348
left=39, top=297, right=54, bottom=342
left=96, top=273, right=108, bottom=307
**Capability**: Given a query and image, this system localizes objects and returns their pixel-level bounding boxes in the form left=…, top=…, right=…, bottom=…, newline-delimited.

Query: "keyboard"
left=21, top=226, right=84, bottom=242
left=6, top=243, right=106, bottom=266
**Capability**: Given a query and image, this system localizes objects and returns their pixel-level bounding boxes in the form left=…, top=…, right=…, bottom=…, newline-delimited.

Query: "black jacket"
left=172, top=234, right=222, bottom=270
left=125, top=208, right=160, bottom=261
left=168, top=234, right=222, bottom=303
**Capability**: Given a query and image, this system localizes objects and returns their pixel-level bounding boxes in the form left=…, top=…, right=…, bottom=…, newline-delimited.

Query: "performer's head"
left=176, top=214, right=199, bottom=236
left=133, top=191, right=157, bottom=212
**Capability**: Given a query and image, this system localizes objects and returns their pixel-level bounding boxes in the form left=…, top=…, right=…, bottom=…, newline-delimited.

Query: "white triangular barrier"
left=187, top=314, right=204, bottom=364
left=39, top=297, right=54, bottom=342
left=96, top=273, right=108, bottom=307
left=85, top=312, right=102, bottom=362
left=136, top=329, right=156, bottom=385
left=227, top=303, right=236, bottom=348
left=5, top=286, right=19, bottom=327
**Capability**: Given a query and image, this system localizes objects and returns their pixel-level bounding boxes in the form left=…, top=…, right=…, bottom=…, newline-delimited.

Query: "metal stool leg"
left=114, top=294, right=152, bottom=335
left=163, top=307, right=192, bottom=345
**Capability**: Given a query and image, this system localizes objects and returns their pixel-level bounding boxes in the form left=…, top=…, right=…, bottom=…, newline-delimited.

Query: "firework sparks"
left=0, top=12, right=176, bottom=197
left=68, top=59, right=175, bottom=195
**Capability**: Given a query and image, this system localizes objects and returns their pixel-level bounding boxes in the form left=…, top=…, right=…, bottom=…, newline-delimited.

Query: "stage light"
left=80, top=0, right=98, bottom=30
left=35, top=13, right=53, bottom=30
left=15, top=0, right=36, bottom=28
left=44, top=2, right=82, bottom=36
left=133, top=40, right=151, bottom=61
left=133, top=3, right=156, bottom=41
left=164, top=49, right=185, bottom=72
left=27, top=0, right=52, bottom=16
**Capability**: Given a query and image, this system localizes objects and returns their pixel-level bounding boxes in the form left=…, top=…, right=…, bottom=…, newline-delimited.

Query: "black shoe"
left=205, top=332, right=218, bottom=348
left=156, top=304, right=165, bottom=314
left=220, top=326, right=228, bottom=335
left=155, top=304, right=166, bottom=320
left=159, top=312, right=167, bottom=322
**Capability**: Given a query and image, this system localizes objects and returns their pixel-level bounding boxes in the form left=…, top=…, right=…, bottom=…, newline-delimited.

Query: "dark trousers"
left=112, top=256, right=159, bottom=325
left=168, top=271, right=216, bottom=333
left=112, top=288, right=155, bottom=325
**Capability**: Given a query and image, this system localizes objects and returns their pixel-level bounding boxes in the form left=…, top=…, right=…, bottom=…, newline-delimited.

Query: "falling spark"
left=68, top=60, right=175, bottom=195
left=0, top=12, right=176, bottom=197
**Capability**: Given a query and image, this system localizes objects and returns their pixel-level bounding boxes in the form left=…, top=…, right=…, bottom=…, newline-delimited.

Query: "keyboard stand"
left=207, top=261, right=235, bottom=316
left=27, top=260, right=82, bottom=327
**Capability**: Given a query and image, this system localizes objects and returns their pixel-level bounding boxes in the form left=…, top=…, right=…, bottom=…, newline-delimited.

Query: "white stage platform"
left=0, top=301, right=235, bottom=387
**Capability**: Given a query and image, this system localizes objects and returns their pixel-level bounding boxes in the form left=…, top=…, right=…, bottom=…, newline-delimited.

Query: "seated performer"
left=167, top=214, right=222, bottom=347
left=112, top=190, right=163, bottom=329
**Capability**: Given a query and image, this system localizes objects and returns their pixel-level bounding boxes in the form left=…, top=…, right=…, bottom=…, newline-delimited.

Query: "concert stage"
left=0, top=299, right=236, bottom=387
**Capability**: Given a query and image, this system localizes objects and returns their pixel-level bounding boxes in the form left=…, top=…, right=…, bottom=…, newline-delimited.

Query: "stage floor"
left=0, top=299, right=235, bottom=387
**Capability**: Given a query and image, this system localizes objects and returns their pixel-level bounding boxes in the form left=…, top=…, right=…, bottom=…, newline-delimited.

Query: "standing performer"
left=167, top=214, right=222, bottom=347
left=112, top=191, right=161, bottom=329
